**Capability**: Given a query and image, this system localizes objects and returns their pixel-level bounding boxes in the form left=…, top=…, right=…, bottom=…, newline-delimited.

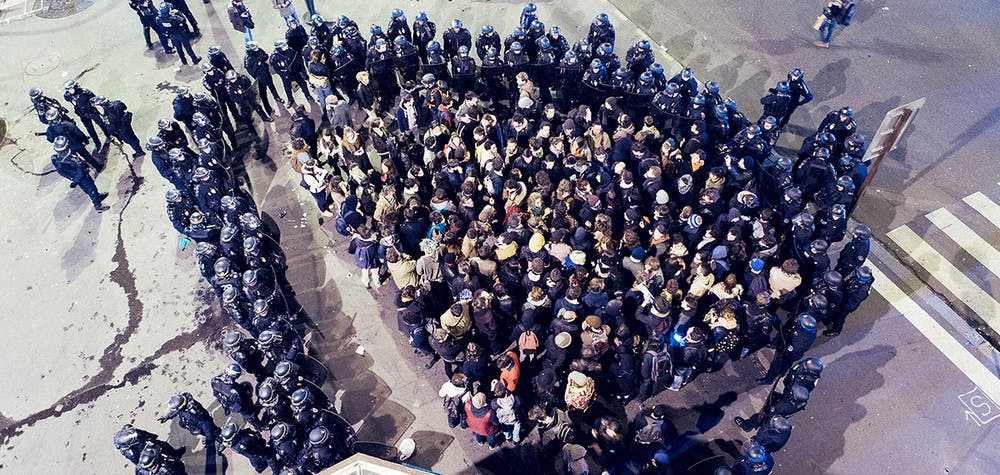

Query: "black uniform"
left=450, top=52, right=477, bottom=95
left=157, top=9, right=200, bottom=65
left=412, top=18, right=437, bottom=63
left=203, top=69, right=241, bottom=127
left=98, top=99, right=144, bottom=156
left=270, top=45, right=314, bottom=105
left=63, top=86, right=109, bottom=148
left=442, top=26, right=472, bottom=59
left=31, top=92, right=68, bottom=124
left=222, top=428, right=278, bottom=473
left=476, top=31, right=501, bottom=61
left=211, top=374, right=260, bottom=427
left=130, top=0, right=172, bottom=51
left=158, top=394, right=219, bottom=442
left=51, top=149, right=108, bottom=209
left=227, top=72, right=271, bottom=124
left=46, top=119, right=100, bottom=169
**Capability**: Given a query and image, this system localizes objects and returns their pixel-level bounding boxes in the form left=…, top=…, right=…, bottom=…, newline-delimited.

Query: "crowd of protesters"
left=27, top=1, right=881, bottom=473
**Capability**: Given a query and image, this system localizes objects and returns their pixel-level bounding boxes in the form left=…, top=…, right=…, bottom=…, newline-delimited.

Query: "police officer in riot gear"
left=735, top=382, right=811, bottom=431
left=450, top=45, right=477, bottom=95
left=476, top=25, right=501, bottom=61
left=114, top=424, right=185, bottom=464
left=760, top=314, right=817, bottom=384
left=92, top=96, right=145, bottom=158
left=412, top=11, right=436, bottom=62
left=224, top=331, right=267, bottom=379
left=218, top=422, right=278, bottom=473
left=62, top=80, right=109, bottom=149
left=50, top=137, right=109, bottom=211
left=442, top=19, right=471, bottom=60
left=211, top=363, right=261, bottom=429
left=158, top=392, right=219, bottom=445
left=836, top=224, right=871, bottom=278
left=29, top=88, right=68, bottom=124
left=270, top=40, right=314, bottom=106
left=825, top=266, right=873, bottom=336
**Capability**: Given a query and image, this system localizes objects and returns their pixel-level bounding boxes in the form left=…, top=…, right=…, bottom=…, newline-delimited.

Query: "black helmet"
left=113, top=424, right=140, bottom=449
left=138, top=442, right=160, bottom=469
left=258, top=330, right=280, bottom=348
left=53, top=135, right=69, bottom=152
left=242, top=269, right=258, bottom=286
left=768, top=415, right=792, bottom=433
left=802, top=357, right=824, bottom=373
left=195, top=241, right=217, bottom=256
left=220, top=224, right=239, bottom=242
left=29, top=87, right=42, bottom=98
left=798, top=314, right=817, bottom=330
left=256, top=379, right=277, bottom=403
left=165, top=189, right=182, bottom=204
left=220, top=422, right=239, bottom=442
left=308, top=426, right=330, bottom=445
left=855, top=265, right=873, bottom=283
left=274, top=360, right=293, bottom=379
left=789, top=383, right=811, bottom=403
left=853, top=224, right=872, bottom=239
left=270, top=422, right=291, bottom=441
left=167, top=393, right=189, bottom=410
left=809, top=239, right=829, bottom=254
left=222, top=285, right=238, bottom=304
left=213, top=257, right=231, bottom=276
left=145, top=136, right=165, bottom=151
left=243, top=235, right=259, bottom=253
left=223, top=330, right=243, bottom=348
left=746, top=445, right=766, bottom=463
left=823, top=270, right=843, bottom=287
left=253, top=298, right=268, bottom=316
left=225, top=362, right=243, bottom=377
left=807, top=293, right=828, bottom=310
left=290, top=388, right=311, bottom=407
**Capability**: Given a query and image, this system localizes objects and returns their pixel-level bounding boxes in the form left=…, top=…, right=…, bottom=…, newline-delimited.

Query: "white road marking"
left=869, top=264, right=1000, bottom=407
left=963, top=192, right=1000, bottom=230
left=887, top=225, right=1000, bottom=334
left=926, top=208, right=1000, bottom=280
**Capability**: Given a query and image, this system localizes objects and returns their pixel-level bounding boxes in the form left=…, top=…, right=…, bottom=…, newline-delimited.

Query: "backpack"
left=647, top=348, right=673, bottom=384
left=495, top=398, right=517, bottom=425
left=518, top=329, right=540, bottom=354
left=336, top=202, right=359, bottom=236
left=839, top=1, right=856, bottom=26
left=443, top=395, right=461, bottom=419
left=635, top=416, right=663, bottom=445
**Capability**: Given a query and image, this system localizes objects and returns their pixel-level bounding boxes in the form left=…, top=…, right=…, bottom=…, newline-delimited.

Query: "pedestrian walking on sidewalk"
left=814, top=0, right=856, bottom=48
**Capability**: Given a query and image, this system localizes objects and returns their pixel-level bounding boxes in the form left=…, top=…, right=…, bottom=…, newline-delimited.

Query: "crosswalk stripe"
left=963, top=192, right=1000, bottom=230
left=869, top=264, right=1000, bottom=405
left=886, top=225, right=1000, bottom=335
left=926, top=208, right=1000, bottom=280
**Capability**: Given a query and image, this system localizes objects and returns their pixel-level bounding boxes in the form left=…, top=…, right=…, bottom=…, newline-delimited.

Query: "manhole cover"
left=36, top=0, right=96, bottom=19
left=24, top=51, right=61, bottom=76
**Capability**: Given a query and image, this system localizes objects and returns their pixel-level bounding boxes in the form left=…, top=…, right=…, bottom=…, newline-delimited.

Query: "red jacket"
left=464, top=400, right=498, bottom=436
left=499, top=350, right=521, bottom=392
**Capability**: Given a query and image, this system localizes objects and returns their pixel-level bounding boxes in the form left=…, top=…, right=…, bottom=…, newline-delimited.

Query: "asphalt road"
left=0, top=0, right=998, bottom=474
